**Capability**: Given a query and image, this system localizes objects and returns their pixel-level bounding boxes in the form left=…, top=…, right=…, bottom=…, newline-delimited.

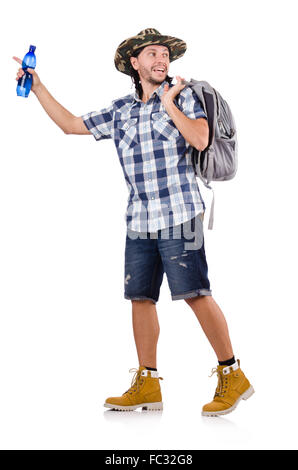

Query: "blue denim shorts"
left=124, top=212, right=212, bottom=303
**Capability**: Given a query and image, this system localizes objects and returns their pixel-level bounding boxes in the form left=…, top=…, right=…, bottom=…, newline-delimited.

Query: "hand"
left=13, top=56, right=41, bottom=93
left=161, top=75, right=186, bottom=107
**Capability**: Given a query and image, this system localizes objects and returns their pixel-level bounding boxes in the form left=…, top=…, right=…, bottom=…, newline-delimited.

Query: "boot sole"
left=104, top=401, right=163, bottom=411
left=201, top=385, right=255, bottom=417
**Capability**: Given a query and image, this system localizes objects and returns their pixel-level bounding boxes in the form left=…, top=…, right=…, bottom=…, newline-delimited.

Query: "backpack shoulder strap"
left=184, top=79, right=218, bottom=230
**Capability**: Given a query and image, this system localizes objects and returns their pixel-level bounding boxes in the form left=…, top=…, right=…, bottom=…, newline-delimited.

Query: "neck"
left=140, top=79, right=164, bottom=103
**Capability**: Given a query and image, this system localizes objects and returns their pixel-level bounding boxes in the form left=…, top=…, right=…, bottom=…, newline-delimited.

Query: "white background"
left=1, top=0, right=297, bottom=450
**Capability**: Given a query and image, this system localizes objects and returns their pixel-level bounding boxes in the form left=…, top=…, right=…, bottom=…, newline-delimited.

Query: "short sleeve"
left=178, top=87, right=208, bottom=121
left=81, top=104, right=114, bottom=141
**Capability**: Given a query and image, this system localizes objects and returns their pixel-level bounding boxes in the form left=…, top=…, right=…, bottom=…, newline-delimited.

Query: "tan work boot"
left=202, top=359, right=254, bottom=417
left=104, top=366, right=163, bottom=411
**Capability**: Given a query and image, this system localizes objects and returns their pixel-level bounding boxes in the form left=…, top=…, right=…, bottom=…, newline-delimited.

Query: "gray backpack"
left=184, top=79, right=238, bottom=230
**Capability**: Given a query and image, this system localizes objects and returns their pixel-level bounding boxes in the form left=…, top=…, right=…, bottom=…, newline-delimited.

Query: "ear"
left=130, top=56, right=138, bottom=71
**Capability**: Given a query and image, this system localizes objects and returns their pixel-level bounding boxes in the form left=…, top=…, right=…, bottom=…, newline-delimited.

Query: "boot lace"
left=123, top=368, right=163, bottom=396
left=123, top=368, right=144, bottom=396
left=209, top=367, right=228, bottom=398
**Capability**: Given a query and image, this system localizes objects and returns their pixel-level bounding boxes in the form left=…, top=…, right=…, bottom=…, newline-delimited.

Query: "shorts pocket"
left=152, top=112, right=180, bottom=141
left=115, top=117, right=139, bottom=150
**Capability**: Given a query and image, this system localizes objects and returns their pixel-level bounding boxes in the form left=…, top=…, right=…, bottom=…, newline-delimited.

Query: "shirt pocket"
left=152, top=112, right=180, bottom=141
left=114, top=117, right=139, bottom=150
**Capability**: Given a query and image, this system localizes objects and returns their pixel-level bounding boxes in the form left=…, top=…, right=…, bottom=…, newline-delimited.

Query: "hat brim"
left=114, top=33, right=187, bottom=75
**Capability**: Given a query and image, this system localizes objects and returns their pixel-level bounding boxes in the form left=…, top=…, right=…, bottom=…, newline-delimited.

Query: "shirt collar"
left=132, top=80, right=168, bottom=103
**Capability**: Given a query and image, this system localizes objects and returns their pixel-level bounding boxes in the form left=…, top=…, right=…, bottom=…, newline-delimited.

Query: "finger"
left=176, top=76, right=186, bottom=88
left=12, top=56, right=22, bottom=65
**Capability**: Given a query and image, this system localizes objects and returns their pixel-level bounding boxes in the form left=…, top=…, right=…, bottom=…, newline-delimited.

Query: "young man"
left=14, top=28, right=254, bottom=416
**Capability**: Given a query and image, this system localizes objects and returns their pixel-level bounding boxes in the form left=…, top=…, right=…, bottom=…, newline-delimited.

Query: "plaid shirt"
left=81, top=80, right=207, bottom=232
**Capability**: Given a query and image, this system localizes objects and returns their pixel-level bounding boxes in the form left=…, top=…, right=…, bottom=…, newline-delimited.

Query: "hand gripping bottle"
left=16, top=45, right=36, bottom=97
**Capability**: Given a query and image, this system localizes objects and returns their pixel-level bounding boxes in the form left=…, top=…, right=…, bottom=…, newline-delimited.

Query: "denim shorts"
left=124, top=212, right=212, bottom=304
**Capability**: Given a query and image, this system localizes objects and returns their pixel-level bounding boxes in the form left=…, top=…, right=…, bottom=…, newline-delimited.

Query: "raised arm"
left=13, top=56, right=90, bottom=135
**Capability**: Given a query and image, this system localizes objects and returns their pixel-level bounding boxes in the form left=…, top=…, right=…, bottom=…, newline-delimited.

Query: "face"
left=130, top=45, right=170, bottom=85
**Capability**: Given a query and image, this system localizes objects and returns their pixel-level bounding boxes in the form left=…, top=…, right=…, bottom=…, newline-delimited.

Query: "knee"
left=131, top=299, right=155, bottom=305
left=184, top=296, right=199, bottom=306
left=184, top=295, right=211, bottom=307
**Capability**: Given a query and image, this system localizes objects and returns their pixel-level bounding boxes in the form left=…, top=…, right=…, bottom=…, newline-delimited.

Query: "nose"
left=154, top=57, right=167, bottom=67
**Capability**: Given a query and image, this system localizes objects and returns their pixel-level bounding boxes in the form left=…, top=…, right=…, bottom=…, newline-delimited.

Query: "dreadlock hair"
left=129, top=45, right=173, bottom=100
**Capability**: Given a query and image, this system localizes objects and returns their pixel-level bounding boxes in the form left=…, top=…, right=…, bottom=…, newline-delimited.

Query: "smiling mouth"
left=152, top=68, right=166, bottom=73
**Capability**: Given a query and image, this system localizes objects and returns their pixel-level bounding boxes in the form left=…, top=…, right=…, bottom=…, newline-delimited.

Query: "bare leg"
left=185, top=296, right=234, bottom=361
left=131, top=300, right=160, bottom=368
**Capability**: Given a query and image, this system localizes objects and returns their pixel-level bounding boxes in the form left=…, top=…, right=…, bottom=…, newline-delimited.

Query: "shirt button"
left=148, top=178, right=152, bottom=182
left=151, top=196, right=155, bottom=199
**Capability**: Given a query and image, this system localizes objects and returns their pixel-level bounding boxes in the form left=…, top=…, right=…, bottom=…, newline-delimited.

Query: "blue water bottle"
left=16, top=45, right=36, bottom=97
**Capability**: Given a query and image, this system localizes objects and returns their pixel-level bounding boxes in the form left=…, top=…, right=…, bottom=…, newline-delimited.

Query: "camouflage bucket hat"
left=114, top=28, right=187, bottom=76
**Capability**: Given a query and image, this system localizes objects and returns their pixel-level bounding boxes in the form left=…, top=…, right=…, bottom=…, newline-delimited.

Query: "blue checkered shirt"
left=81, top=80, right=207, bottom=232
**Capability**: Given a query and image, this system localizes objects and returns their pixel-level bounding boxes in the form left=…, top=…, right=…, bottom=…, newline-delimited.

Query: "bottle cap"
left=29, top=45, right=36, bottom=53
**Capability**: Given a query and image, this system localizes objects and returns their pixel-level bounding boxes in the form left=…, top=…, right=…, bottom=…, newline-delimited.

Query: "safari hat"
left=114, top=28, right=187, bottom=76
